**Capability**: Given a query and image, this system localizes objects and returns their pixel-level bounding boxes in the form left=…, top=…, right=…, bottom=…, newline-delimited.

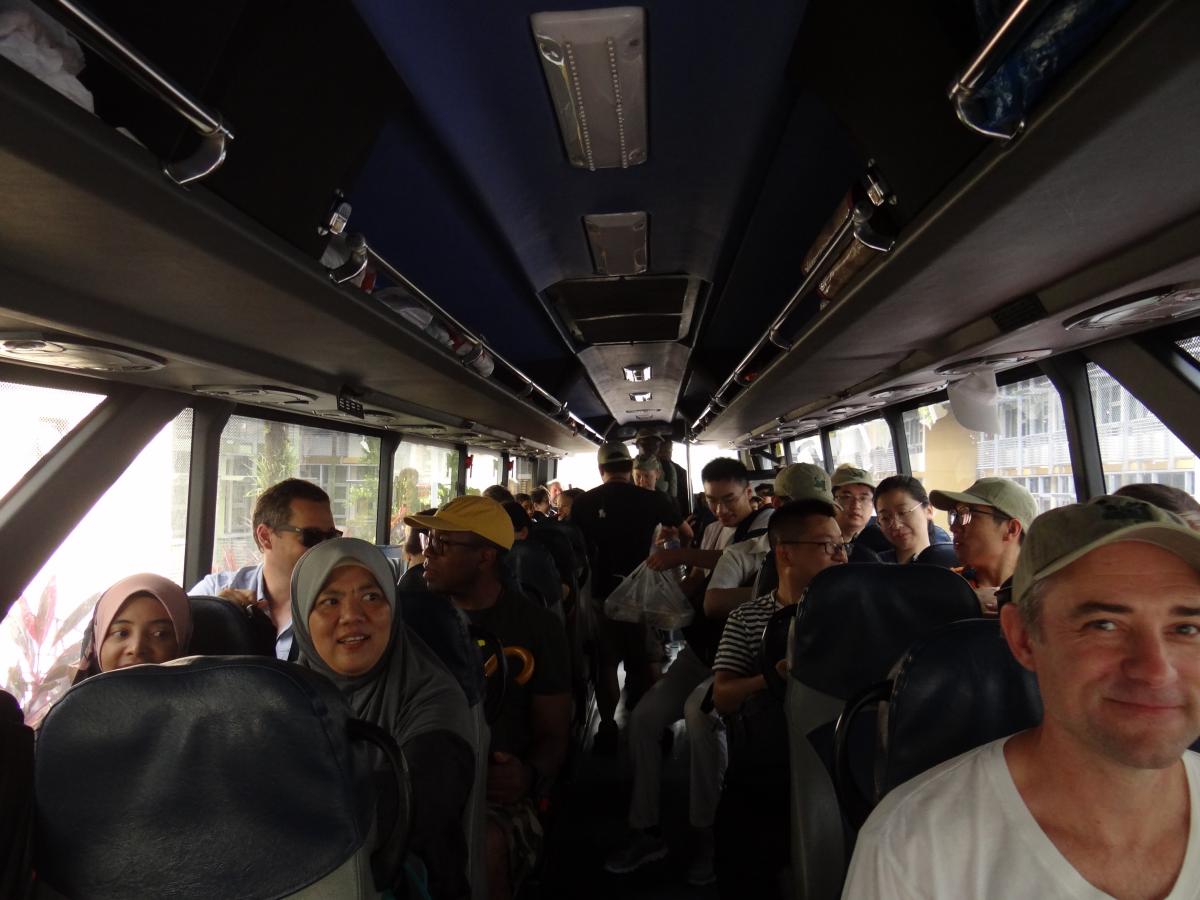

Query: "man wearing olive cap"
left=843, top=495, right=1200, bottom=899
left=930, top=476, right=1039, bottom=614
left=406, top=495, right=571, bottom=899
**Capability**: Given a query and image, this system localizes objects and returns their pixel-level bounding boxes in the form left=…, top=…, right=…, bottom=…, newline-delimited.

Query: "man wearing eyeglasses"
left=930, top=477, right=1038, bottom=614
left=189, top=478, right=341, bottom=660
left=407, top=496, right=570, bottom=900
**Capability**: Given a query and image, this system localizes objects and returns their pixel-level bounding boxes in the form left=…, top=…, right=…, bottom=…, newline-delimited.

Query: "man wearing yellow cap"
left=844, top=495, right=1200, bottom=899
left=405, top=496, right=570, bottom=900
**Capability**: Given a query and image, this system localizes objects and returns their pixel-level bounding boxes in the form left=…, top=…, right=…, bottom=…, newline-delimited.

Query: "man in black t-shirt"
left=407, top=496, right=570, bottom=900
left=571, top=442, right=684, bottom=754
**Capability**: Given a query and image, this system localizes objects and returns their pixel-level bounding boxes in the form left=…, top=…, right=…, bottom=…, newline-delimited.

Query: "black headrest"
left=790, top=564, right=981, bottom=699
left=398, top=591, right=485, bottom=707
left=879, top=619, right=1042, bottom=795
left=188, top=595, right=276, bottom=656
left=36, top=657, right=378, bottom=900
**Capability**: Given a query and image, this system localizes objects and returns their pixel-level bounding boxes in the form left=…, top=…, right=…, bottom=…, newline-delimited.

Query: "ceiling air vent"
left=0, top=332, right=165, bottom=372
left=991, top=294, right=1047, bottom=333
left=193, top=385, right=317, bottom=406
left=547, top=275, right=701, bottom=344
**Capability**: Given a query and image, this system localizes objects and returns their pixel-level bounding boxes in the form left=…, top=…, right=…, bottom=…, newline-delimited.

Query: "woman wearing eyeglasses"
left=872, top=476, right=959, bottom=568
left=291, top=537, right=475, bottom=899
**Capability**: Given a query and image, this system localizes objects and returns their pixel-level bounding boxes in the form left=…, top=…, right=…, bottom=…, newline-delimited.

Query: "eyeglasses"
left=949, top=505, right=1006, bottom=528
left=876, top=504, right=924, bottom=528
left=833, top=492, right=873, bottom=508
left=274, top=525, right=343, bottom=548
left=420, top=533, right=483, bottom=556
left=777, top=540, right=849, bottom=558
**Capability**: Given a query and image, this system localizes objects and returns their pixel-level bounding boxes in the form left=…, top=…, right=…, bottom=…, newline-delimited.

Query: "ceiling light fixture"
left=629, top=391, right=652, bottom=402
left=935, top=349, right=1051, bottom=376
left=584, top=211, right=648, bottom=276
left=0, top=332, right=166, bottom=372
left=623, top=363, right=652, bottom=382
left=1064, top=284, right=1200, bottom=331
left=531, top=7, right=647, bottom=170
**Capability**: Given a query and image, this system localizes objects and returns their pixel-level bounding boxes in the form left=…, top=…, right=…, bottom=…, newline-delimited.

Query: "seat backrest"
left=1, top=691, right=34, bottom=900
left=397, top=590, right=485, bottom=707
left=377, top=544, right=407, bottom=585
left=35, top=657, right=406, bottom=900
left=188, top=595, right=276, bottom=656
left=786, top=563, right=981, bottom=900
left=878, top=618, right=1042, bottom=796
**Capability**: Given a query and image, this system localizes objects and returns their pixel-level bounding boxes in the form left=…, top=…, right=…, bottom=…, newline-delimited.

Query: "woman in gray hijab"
left=292, top=537, right=474, bottom=899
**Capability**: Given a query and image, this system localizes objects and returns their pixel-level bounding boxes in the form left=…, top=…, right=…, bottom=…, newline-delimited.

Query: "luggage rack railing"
left=34, top=0, right=234, bottom=184
left=331, top=233, right=604, bottom=445
left=947, top=0, right=1057, bottom=141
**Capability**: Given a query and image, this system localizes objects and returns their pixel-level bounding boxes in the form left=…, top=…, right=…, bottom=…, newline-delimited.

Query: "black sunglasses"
left=275, top=525, right=343, bottom=548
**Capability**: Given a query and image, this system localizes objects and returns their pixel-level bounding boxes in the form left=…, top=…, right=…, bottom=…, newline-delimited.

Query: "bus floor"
left=538, top=676, right=718, bottom=899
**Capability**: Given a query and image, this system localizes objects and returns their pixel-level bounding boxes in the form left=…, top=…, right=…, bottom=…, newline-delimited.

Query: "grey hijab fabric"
left=291, top=537, right=472, bottom=747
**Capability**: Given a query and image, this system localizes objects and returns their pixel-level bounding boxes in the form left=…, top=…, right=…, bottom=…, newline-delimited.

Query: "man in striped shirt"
left=712, top=498, right=847, bottom=715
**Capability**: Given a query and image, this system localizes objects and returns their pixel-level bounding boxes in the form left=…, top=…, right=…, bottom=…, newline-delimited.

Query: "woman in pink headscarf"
left=75, top=574, right=193, bottom=679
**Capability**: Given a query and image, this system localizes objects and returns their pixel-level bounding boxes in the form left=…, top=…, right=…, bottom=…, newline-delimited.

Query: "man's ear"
left=1004, top=519, right=1024, bottom=544
left=255, top=522, right=274, bottom=553
left=999, top=602, right=1037, bottom=673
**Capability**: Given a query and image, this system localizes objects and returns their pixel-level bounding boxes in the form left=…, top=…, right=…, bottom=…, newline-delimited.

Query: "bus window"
left=787, top=435, right=825, bottom=469
left=829, top=417, right=897, bottom=480
left=908, top=374, right=1076, bottom=523
left=1, top=409, right=193, bottom=724
left=466, top=449, right=503, bottom=495
left=213, top=415, right=381, bottom=572
left=1087, top=362, right=1198, bottom=497
left=0, top=380, right=105, bottom=499
left=389, top=440, right=459, bottom=542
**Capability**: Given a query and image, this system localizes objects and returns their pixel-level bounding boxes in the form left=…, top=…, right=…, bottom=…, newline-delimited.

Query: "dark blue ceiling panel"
left=350, top=0, right=810, bottom=293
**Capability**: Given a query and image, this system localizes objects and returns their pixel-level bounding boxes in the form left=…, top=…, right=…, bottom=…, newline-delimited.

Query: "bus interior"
left=3, top=0, right=1200, bottom=897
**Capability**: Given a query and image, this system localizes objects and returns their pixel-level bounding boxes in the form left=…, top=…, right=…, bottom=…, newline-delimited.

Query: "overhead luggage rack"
left=33, top=0, right=234, bottom=184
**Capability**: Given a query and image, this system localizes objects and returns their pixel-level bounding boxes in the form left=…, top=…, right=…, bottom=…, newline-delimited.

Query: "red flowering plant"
left=4, top=576, right=94, bottom=726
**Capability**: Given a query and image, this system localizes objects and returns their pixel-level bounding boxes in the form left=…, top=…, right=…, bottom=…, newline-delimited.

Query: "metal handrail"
left=947, top=0, right=1057, bottom=141
left=332, top=234, right=603, bottom=444
left=35, top=0, right=234, bottom=184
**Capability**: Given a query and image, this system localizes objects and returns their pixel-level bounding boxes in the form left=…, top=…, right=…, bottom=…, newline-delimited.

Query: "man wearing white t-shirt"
left=843, top=495, right=1200, bottom=900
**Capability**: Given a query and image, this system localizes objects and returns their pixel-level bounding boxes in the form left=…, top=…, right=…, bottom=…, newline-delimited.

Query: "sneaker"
left=686, top=827, right=716, bottom=887
left=604, top=830, right=669, bottom=874
left=593, top=720, right=619, bottom=757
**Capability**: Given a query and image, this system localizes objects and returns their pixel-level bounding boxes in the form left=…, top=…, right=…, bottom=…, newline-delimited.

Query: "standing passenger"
left=189, top=479, right=340, bottom=660
left=633, top=454, right=663, bottom=491
left=571, top=442, right=685, bottom=756
left=407, top=498, right=570, bottom=900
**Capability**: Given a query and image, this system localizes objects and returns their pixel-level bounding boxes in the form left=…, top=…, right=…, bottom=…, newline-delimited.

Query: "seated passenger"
left=514, top=492, right=534, bottom=517
left=77, top=574, right=193, bottom=679
left=291, top=537, right=474, bottom=900
left=398, top=507, right=438, bottom=593
left=835, top=464, right=951, bottom=559
left=842, top=495, right=1200, bottom=899
left=1115, top=482, right=1200, bottom=530
left=405, top=497, right=570, bottom=900
left=189, top=478, right=340, bottom=660
left=633, top=453, right=663, bottom=492
left=754, top=482, right=774, bottom=503
left=873, top=475, right=957, bottom=567
left=930, top=477, right=1037, bottom=614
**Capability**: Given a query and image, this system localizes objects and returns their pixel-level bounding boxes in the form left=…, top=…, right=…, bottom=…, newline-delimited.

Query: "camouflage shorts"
left=487, top=798, right=544, bottom=889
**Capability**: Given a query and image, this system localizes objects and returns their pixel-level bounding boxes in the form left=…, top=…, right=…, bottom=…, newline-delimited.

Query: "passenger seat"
left=187, top=594, right=275, bottom=656
left=34, top=657, right=409, bottom=899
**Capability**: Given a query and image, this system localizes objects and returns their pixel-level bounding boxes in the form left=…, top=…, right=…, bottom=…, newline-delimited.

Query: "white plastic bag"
left=0, top=1, right=94, bottom=112
left=603, top=561, right=693, bottom=629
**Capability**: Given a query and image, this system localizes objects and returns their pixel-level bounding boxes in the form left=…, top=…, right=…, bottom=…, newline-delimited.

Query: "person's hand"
left=487, top=752, right=531, bottom=805
left=217, top=588, right=260, bottom=609
left=647, top=549, right=682, bottom=571
left=774, top=658, right=789, bottom=679
left=657, top=525, right=680, bottom=545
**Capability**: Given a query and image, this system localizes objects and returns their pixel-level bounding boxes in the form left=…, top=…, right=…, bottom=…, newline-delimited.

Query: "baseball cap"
left=1013, top=495, right=1200, bottom=606
left=633, top=454, right=662, bottom=473
left=597, top=442, right=632, bottom=465
left=775, top=463, right=836, bottom=510
left=930, top=477, right=1039, bottom=532
left=404, top=495, right=515, bottom=550
left=831, top=464, right=875, bottom=490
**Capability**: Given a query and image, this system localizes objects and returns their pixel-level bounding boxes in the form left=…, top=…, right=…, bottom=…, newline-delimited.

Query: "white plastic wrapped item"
left=375, top=287, right=451, bottom=344
left=0, top=0, right=93, bottom=112
left=603, top=561, right=693, bottom=630
left=449, top=332, right=495, bottom=378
